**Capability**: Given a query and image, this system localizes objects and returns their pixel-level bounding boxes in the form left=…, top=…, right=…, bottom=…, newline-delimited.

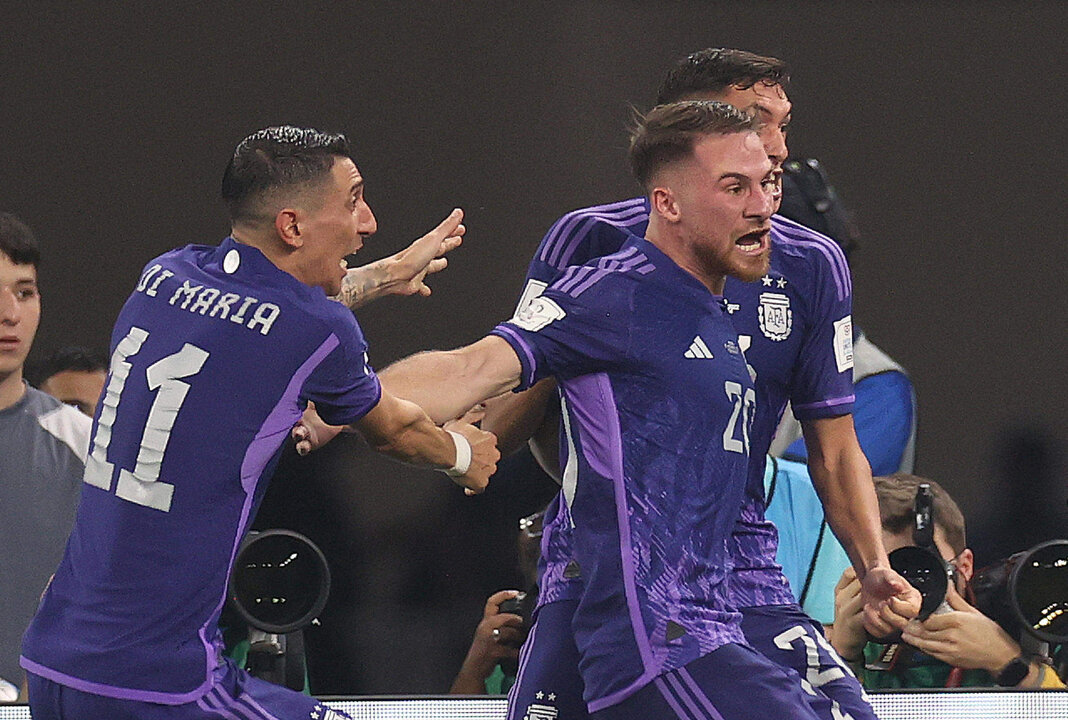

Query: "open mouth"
left=735, top=229, right=770, bottom=256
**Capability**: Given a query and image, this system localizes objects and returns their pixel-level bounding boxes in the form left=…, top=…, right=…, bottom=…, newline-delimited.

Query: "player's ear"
left=275, top=209, right=303, bottom=248
left=651, top=186, right=680, bottom=222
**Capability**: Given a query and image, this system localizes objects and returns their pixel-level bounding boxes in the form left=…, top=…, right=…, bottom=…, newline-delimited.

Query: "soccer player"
left=378, top=100, right=831, bottom=718
left=486, top=49, right=918, bottom=720
left=20, top=126, right=499, bottom=720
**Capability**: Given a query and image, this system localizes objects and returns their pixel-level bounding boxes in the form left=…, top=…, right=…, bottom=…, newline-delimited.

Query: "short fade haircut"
left=32, top=346, right=110, bottom=387
left=628, top=100, right=758, bottom=191
left=656, top=48, right=789, bottom=105
left=0, top=212, right=41, bottom=269
left=221, top=126, right=352, bottom=224
left=875, top=474, right=967, bottom=556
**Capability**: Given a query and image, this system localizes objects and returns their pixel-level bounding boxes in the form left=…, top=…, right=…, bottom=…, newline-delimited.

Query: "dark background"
left=3, top=1, right=1065, bottom=694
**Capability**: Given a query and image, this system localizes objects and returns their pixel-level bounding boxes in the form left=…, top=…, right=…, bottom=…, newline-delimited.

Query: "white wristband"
left=443, top=430, right=472, bottom=477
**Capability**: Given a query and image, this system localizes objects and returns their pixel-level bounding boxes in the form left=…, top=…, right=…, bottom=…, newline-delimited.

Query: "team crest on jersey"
left=309, top=704, right=346, bottom=720
left=758, top=292, right=792, bottom=341
left=524, top=701, right=559, bottom=720
left=512, top=296, right=566, bottom=332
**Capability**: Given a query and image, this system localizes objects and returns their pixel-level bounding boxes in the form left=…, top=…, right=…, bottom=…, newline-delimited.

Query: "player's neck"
left=645, top=228, right=727, bottom=296
left=231, top=227, right=313, bottom=289
left=0, top=368, right=27, bottom=411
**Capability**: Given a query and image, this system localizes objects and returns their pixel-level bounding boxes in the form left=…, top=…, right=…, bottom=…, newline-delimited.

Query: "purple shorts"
left=26, top=658, right=352, bottom=720
left=592, top=643, right=826, bottom=720
left=741, top=604, right=876, bottom=720
left=508, top=599, right=875, bottom=720
left=506, top=600, right=587, bottom=720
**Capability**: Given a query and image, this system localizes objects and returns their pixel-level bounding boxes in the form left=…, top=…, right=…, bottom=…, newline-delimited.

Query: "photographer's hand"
left=829, top=566, right=868, bottom=662
left=449, top=590, right=526, bottom=694
left=900, top=584, right=1022, bottom=676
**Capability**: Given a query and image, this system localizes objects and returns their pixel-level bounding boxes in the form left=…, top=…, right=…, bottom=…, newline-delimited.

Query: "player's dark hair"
left=0, top=212, right=41, bottom=269
left=656, top=48, right=789, bottom=105
left=221, top=126, right=353, bottom=224
left=628, top=100, right=757, bottom=190
left=32, top=346, right=109, bottom=386
left=875, top=474, right=967, bottom=555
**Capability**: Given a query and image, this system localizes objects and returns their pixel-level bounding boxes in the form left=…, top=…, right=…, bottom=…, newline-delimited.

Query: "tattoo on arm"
left=333, top=264, right=386, bottom=310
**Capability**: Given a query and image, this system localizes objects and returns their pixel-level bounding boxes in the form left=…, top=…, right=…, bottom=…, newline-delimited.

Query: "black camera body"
left=498, top=588, right=538, bottom=676
left=887, top=484, right=954, bottom=622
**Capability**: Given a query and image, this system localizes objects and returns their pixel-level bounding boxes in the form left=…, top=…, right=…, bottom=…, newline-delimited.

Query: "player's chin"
left=731, top=251, right=771, bottom=283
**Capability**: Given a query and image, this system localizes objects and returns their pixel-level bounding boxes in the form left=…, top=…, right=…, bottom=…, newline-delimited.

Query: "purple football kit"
left=507, top=198, right=874, bottom=720
left=492, top=235, right=827, bottom=718
left=21, top=238, right=369, bottom=719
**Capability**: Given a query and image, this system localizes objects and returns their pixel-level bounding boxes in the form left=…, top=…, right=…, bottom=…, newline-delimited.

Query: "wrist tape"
left=444, top=430, right=472, bottom=477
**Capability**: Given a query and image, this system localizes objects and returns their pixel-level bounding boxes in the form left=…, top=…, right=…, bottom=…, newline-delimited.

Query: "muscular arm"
left=802, top=414, right=884, bottom=575
left=802, top=414, right=920, bottom=629
left=379, top=335, right=523, bottom=424
left=481, top=378, right=558, bottom=457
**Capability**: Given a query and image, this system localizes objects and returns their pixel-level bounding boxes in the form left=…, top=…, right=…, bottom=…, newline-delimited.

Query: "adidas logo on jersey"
left=684, top=336, right=714, bottom=359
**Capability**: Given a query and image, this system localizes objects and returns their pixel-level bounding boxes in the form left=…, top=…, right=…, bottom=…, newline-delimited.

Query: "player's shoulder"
left=771, top=215, right=848, bottom=268
left=554, top=196, right=648, bottom=224
left=547, top=236, right=658, bottom=300
left=536, top=197, right=650, bottom=269
left=770, top=215, right=851, bottom=299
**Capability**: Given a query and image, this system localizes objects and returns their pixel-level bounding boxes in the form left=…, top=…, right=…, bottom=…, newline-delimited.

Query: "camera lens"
left=889, top=545, right=949, bottom=621
left=229, top=530, right=331, bottom=633
left=1011, top=540, right=1068, bottom=644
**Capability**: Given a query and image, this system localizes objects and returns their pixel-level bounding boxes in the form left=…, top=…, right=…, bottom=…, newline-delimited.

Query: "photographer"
left=829, top=474, right=1064, bottom=689
left=450, top=510, right=543, bottom=695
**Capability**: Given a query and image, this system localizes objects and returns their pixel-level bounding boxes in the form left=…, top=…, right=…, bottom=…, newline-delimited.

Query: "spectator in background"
left=33, top=346, right=108, bottom=418
left=770, top=157, right=916, bottom=476
left=766, top=158, right=917, bottom=625
left=829, top=473, right=1065, bottom=690
left=0, top=213, right=90, bottom=701
left=450, top=509, right=544, bottom=695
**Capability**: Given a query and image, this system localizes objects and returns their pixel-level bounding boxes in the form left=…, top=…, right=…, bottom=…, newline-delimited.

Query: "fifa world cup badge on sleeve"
left=833, top=315, right=855, bottom=372
left=758, top=292, right=792, bottom=341
left=513, top=296, right=566, bottom=332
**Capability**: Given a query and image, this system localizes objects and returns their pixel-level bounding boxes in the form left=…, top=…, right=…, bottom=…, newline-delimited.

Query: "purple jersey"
left=494, top=236, right=756, bottom=710
left=21, top=238, right=381, bottom=704
left=524, top=198, right=854, bottom=612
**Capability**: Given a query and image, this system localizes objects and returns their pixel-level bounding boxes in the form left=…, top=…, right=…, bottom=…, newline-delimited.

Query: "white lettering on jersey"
left=139, top=269, right=281, bottom=336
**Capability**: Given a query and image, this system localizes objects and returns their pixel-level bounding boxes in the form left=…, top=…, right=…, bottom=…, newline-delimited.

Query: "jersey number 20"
left=83, top=327, right=209, bottom=512
left=723, top=380, right=756, bottom=455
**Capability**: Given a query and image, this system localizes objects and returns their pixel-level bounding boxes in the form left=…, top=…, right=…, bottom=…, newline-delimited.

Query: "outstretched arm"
left=334, top=209, right=465, bottom=309
left=354, top=389, right=499, bottom=494
left=801, top=414, right=921, bottom=634
left=379, top=335, right=523, bottom=424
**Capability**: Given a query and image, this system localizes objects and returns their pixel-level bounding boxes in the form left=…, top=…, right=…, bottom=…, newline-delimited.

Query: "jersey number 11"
left=82, top=326, right=209, bottom=512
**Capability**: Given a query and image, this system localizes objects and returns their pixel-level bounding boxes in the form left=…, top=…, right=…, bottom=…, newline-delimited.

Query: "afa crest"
left=758, top=292, right=792, bottom=341
left=524, top=703, right=559, bottom=719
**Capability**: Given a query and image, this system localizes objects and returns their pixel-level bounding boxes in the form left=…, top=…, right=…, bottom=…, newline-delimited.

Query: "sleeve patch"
left=512, top=295, right=566, bottom=332
left=833, top=315, right=854, bottom=373
left=514, top=279, right=548, bottom=314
